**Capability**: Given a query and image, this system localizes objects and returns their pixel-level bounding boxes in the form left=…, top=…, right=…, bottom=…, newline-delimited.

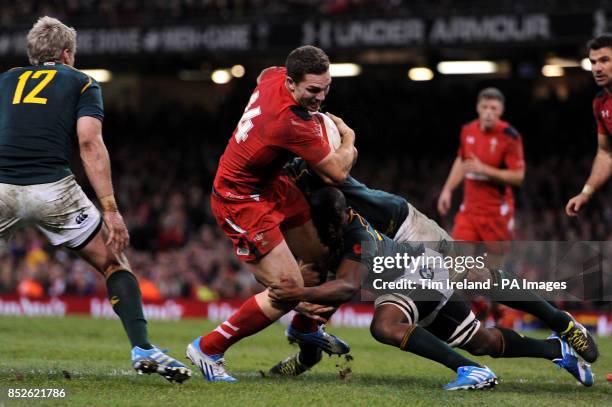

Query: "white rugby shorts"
left=0, top=175, right=101, bottom=249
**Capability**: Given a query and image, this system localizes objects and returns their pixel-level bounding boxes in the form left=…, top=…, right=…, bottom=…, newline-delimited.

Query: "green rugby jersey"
left=332, top=209, right=420, bottom=286
left=0, top=62, right=104, bottom=185
left=286, top=158, right=410, bottom=237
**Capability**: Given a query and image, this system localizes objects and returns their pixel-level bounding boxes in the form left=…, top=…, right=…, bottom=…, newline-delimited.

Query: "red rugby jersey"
left=457, top=119, right=525, bottom=216
left=593, top=89, right=612, bottom=137
left=213, top=67, right=331, bottom=200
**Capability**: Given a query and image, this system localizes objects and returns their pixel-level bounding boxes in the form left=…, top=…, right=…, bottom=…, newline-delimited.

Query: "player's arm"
left=464, top=157, right=525, bottom=187
left=566, top=132, right=612, bottom=216
left=269, top=259, right=365, bottom=306
left=77, top=116, right=129, bottom=252
left=311, top=113, right=357, bottom=183
left=438, top=156, right=464, bottom=215
left=464, top=131, right=526, bottom=187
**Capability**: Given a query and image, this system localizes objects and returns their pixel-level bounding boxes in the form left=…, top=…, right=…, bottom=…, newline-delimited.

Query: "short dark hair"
left=477, top=87, right=505, bottom=105
left=587, top=33, right=612, bottom=52
left=310, top=187, right=346, bottom=255
left=285, top=45, right=329, bottom=83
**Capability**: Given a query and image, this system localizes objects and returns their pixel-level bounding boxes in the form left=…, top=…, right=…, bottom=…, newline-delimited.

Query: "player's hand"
left=565, top=193, right=591, bottom=217
left=102, top=211, right=130, bottom=253
left=325, top=112, right=355, bottom=142
left=294, top=302, right=336, bottom=323
left=299, top=261, right=324, bottom=287
left=463, top=154, right=487, bottom=175
left=269, top=277, right=304, bottom=302
left=437, top=189, right=452, bottom=216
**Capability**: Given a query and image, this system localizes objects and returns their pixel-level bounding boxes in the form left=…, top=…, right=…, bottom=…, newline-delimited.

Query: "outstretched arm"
left=566, top=132, right=612, bottom=216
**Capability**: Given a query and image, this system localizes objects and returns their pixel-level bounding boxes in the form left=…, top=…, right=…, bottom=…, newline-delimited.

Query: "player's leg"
left=36, top=176, right=190, bottom=382
left=187, top=240, right=304, bottom=381
left=280, top=178, right=349, bottom=353
left=75, top=225, right=148, bottom=347
left=450, top=215, right=598, bottom=365
left=191, top=188, right=309, bottom=380
left=76, top=225, right=192, bottom=382
left=471, top=267, right=599, bottom=363
left=460, top=326, right=593, bottom=386
left=370, top=293, right=495, bottom=387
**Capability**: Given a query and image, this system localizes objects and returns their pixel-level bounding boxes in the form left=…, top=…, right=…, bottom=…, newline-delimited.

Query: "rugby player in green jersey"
left=0, top=17, right=190, bottom=383
left=268, top=187, right=593, bottom=389
left=283, top=158, right=598, bottom=364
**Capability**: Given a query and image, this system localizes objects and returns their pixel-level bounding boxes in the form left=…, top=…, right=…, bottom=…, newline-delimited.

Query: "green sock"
left=106, top=270, right=151, bottom=349
left=494, top=328, right=561, bottom=360
left=489, top=269, right=572, bottom=333
left=401, top=326, right=480, bottom=372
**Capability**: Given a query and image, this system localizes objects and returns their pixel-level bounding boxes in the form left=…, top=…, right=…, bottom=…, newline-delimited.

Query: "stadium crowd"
left=1, top=0, right=608, bottom=26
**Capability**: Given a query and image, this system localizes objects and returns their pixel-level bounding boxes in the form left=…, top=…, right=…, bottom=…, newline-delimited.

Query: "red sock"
left=200, top=296, right=273, bottom=355
left=291, top=313, right=319, bottom=333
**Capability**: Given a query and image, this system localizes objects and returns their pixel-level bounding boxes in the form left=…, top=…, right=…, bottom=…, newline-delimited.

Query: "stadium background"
left=0, top=1, right=610, bottom=333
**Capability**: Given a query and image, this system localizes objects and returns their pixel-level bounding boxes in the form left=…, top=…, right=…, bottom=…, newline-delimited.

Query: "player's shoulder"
left=61, top=64, right=97, bottom=85
left=594, top=89, right=607, bottom=101
left=499, top=121, right=521, bottom=140
left=257, top=66, right=285, bottom=84
left=1, top=66, right=26, bottom=79
left=461, top=119, right=479, bottom=132
left=593, top=89, right=609, bottom=108
left=345, top=209, right=381, bottom=241
left=5, top=66, right=24, bottom=73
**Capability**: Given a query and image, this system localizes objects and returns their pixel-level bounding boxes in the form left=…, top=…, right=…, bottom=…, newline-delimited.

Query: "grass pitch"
left=0, top=316, right=611, bottom=406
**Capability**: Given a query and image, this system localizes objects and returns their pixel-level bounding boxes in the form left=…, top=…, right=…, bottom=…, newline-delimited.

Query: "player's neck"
left=479, top=123, right=496, bottom=132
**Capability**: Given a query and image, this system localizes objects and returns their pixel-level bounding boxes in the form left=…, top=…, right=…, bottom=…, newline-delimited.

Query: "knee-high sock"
left=494, top=328, right=561, bottom=360
left=200, top=295, right=273, bottom=355
left=106, top=271, right=151, bottom=349
left=489, top=269, right=572, bottom=333
left=401, top=325, right=480, bottom=372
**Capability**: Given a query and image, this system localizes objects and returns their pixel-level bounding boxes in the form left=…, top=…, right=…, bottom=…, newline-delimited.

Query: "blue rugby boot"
left=549, top=333, right=594, bottom=387
left=443, top=366, right=498, bottom=390
left=131, top=345, right=192, bottom=383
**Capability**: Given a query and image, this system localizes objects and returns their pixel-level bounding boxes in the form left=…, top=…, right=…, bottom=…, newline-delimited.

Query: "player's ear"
left=285, top=76, right=296, bottom=92
left=59, top=49, right=72, bottom=65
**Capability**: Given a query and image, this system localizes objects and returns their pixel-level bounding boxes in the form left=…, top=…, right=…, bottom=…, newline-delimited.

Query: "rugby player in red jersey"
left=566, top=34, right=612, bottom=216
left=186, top=46, right=358, bottom=381
left=438, top=88, right=525, bottom=241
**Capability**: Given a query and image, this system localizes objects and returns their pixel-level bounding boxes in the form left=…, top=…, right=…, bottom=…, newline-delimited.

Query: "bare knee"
left=75, top=229, right=131, bottom=277
left=370, top=305, right=411, bottom=347
left=370, top=320, right=399, bottom=345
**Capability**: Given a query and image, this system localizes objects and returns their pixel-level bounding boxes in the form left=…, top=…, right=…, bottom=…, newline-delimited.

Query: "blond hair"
left=26, top=16, right=76, bottom=65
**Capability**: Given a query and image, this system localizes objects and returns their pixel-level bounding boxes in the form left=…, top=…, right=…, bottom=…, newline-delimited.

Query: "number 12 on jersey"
left=12, top=70, right=57, bottom=105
